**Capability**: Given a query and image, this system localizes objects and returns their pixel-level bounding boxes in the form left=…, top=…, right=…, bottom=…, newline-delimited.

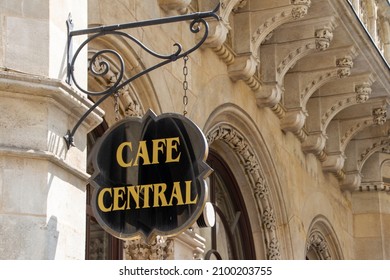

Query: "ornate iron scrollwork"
left=64, top=5, right=220, bottom=148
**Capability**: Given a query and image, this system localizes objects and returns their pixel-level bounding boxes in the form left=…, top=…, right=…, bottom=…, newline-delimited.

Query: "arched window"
left=199, top=151, right=256, bottom=259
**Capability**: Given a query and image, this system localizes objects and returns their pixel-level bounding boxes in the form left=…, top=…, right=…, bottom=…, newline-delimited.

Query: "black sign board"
left=89, top=109, right=212, bottom=241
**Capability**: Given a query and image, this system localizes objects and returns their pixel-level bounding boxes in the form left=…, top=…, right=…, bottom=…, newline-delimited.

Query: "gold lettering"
left=97, top=188, right=113, bottom=212
left=95, top=181, right=199, bottom=213
left=185, top=180, right=198, bottom=204
left=112, top=187, right=126, bottom=211
left=168, top=181, right=184, bottom=206
left=140, top=184, right=153, bottom=208
left=133, top=140, right=151, bottom=166
left=152, top=138, right=166, bottom=164
left=127, top=185, right=140, bottom=209
left=116, top=142, right=133, bottom=167
left=166, top=137, right=181, bottom=163
left=153, top=183, right=168, bottom=207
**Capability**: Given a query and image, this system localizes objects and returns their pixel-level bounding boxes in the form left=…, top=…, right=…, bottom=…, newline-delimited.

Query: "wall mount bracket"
left=64, top=4, right=220, bottom=149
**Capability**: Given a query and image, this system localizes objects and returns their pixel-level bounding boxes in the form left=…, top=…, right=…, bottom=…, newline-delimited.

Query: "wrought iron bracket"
left=64, top=4, right=220, bottom=149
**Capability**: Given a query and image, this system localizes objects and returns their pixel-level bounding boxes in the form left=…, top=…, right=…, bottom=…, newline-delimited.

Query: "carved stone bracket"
left=256, top=17, right=337, bottom=109
left=280, top=109, right=308, bottom=142
left=322, top=152, right=346, bottom=177
left=227, top=0, right=311, bottom=85
left=302, top=132, right=328, bottom=159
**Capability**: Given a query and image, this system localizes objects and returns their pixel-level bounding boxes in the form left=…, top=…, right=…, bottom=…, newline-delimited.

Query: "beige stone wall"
left=0, top=0, right=102, bottom=259
left=0, top=0, right=389, bottom=259
left=87, top=0, right=389, bottom=260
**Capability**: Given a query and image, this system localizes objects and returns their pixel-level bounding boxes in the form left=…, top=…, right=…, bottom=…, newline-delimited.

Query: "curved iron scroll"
left=64, top=4, right=220, bottom=149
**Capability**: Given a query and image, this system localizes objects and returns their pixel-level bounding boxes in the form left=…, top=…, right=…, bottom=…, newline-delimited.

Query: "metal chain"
left=114, top=91, right=120, bottom=121
left=182, top=55, right=189, bottom=116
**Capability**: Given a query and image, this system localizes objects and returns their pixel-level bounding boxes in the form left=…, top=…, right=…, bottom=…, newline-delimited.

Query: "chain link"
left=182, top=55, right=189, bottom=116
left=114, top=91, right=120, bottom=121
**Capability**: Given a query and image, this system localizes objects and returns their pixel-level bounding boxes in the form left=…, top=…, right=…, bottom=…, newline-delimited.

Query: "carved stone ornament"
left=373, top=107, right=387, bottom=125
left=207, top=124, right=281, bottom=260
left=336, top=56, right=354, bottom=68
left=355, top=82, right=372, bottom=103
left=315, top=28, right=333, bottom=51
left=306, top=231, right=331, bottom=260
left=291, top=0, right=312, bottom=20
left=336, top=56, right=353, bottom=78
left=124, top=236, right=174, bottom=260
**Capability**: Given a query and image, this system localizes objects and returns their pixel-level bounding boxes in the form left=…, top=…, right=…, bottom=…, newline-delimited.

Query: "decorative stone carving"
left=291, top=0, right=312, bottom=20
left=125, top=100, right=141, bottom=117
left=359, top=139, right=390, bottom=165
left=263, top=207, right=277, bottom=230
left=124, top=236, right=174, bottom=260
left=306, top=231, right=331, bottom=260
left=268, top=238, right=282, bottom=260
left=254, top=177, right=269, bottom=199
left=336, top=56, right=354, bottom=67
left=373, top=107, right=387, bottom=125
left=229, top=0, right=312, bottom=86
left=336, top=56, right=353, bottom=78
left=355, top=82, right=372, bottom=103
left=207, top=124, right=281, bottom=260
left=321, top=97, right=355, bottom=126
left=315, top=28, right=334, bottom=51
left=340, top=119, right=371, bottom=149
left=359, top=182, right=390, bottom=192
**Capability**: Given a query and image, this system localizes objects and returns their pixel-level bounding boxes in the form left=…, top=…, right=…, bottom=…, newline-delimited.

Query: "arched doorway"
left=199, top=151, right=256, bottom=259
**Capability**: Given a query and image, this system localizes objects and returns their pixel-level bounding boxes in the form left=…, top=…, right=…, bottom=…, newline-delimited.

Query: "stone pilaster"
left=0, top=0, right=102, bottom=259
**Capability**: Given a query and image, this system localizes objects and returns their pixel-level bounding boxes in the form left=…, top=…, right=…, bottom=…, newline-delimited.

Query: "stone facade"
left=0, top=0, right=389, bottom=259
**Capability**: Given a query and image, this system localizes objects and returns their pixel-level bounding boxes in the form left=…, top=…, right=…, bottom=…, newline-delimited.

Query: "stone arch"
left=203, top=103, right=292, bottom=259
left=305, top=215, right=343, bottom=260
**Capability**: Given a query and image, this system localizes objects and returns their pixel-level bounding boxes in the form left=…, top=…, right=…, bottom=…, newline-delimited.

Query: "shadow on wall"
left=44, top=216, right=59, bottom=260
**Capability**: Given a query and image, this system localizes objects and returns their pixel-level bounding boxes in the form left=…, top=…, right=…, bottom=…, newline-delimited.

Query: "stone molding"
left=359, top=181, right=390, bottom=192
left=207, top=124, right=281, bottom=260
left=0, top=70, right=103, bottom=129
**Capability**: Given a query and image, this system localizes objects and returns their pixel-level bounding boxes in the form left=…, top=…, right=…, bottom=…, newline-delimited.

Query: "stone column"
left=0, top=0, right=102, bottom=259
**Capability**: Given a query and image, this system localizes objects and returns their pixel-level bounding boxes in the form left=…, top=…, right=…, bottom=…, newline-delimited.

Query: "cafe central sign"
left=89, top=109, right=213, bottom=241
